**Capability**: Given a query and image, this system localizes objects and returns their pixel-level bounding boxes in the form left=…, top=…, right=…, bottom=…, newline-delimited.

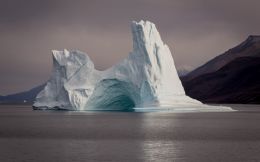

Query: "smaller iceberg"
left=33, top=20, right=233, bottom=112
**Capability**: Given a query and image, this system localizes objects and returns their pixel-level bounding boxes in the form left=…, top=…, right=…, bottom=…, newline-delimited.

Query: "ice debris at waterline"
left=33, top=20, right=232, bottom=112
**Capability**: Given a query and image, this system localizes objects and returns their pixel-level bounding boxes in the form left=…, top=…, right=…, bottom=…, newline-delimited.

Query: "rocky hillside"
left=181, top=35, right=260, bottom=104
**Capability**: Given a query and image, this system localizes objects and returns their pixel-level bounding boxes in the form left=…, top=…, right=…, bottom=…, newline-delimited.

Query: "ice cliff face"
left=33, top=20, right=231, bottom=111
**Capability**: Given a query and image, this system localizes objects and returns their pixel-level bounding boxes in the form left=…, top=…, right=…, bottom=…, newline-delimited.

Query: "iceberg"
left=33, top=20, right=232, bottom=111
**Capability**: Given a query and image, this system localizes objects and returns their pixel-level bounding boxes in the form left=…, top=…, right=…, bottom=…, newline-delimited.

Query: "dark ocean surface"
left=0, top=104, right=260, bottom=162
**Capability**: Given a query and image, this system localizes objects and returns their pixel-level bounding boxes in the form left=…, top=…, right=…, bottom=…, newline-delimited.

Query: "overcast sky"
left=0, top=0, right=260, bottom=95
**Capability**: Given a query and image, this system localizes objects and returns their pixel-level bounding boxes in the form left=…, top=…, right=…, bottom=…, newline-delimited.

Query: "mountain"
left=181, top=35, right=260, bottom=104
left=182, top=57, right=260, bottom=103
left=0, top=84, right=45, bottom=104
left=177, top=65, right=194, bottom=76
left=183, top=35, right=260, bottom=81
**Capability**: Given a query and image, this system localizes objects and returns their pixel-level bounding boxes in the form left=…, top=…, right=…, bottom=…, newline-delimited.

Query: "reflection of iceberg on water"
left=33, top=20, right=233, bottom=112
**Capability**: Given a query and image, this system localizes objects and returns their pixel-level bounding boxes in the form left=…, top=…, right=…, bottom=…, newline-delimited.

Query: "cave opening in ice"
left=86, top=79, right=140, bottom=110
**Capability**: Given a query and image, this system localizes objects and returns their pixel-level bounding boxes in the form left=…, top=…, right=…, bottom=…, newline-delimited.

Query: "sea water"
left=0, top=104, right=260, bottom=162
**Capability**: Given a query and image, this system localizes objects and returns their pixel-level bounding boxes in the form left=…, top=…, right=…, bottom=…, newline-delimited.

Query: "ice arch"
left=85, top=79, right=140, bottom=110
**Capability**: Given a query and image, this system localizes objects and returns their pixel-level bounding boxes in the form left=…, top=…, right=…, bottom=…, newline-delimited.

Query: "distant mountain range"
left=177, top=65, right=194, bottom=77
left=181, top=35, right=260, bottom=104
left=1, top=35, right=260, bottom=104
left=184, top=35, right=260, bottom=81
left=0, top=84, right=45, bottom=104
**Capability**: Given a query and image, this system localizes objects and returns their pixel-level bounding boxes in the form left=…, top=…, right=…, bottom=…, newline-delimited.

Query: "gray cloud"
left=0, top=0, right=260, bottom=94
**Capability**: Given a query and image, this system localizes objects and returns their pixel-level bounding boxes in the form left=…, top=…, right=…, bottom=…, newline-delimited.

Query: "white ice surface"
left=33, top=20, right=232, bottom=111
